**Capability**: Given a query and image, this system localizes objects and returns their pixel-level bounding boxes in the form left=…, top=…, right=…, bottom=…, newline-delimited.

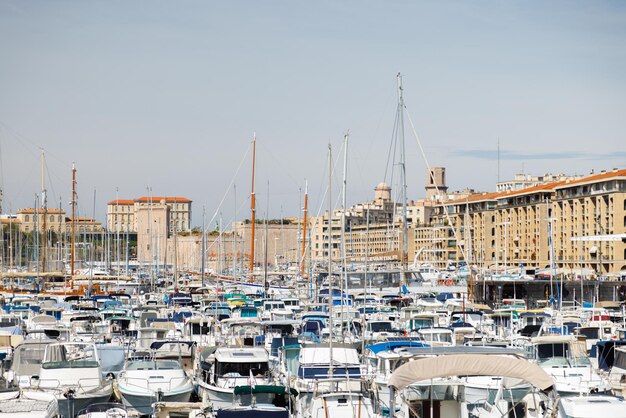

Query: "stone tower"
left=425, top=167, right=448, bottom=201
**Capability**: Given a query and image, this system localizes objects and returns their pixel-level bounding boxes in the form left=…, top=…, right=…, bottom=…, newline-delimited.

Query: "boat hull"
left=117, top=386, right=192, bottom=416
left=56, top=390, right=113, bottom=418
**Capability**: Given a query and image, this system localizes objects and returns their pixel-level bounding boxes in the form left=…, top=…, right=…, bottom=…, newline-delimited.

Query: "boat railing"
left=121, top=375, right=188, bottom=392
left=35, top=376, right=106, bottom=393
left=216, top=372, right=271, bottom=389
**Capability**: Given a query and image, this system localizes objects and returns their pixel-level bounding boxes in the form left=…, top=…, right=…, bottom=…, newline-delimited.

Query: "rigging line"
left=43, top=158, right=60, bottom=210
left=0, top=120, right=72, bottom=171
left=383, top=106, right=400, bottom=186
left=354, top=81, right=397, bottom=195
left=404, top=105, right=468, bottom=263
left=206, top=140, right=252, bottom=230
left=0, top=121, right=41, bottom=160
left=313, top=135, right=345, bottom=221
left=200, top=190, right=251, bottom=261
left=256, top=141, right=301, bottom=189
left=0, top=135, right=4, bottom=210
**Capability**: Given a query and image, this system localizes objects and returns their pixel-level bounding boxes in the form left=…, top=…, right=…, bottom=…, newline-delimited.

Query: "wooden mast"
left=249, top=132, right=257, bottom=282
left=299, top=181, right=308, bottom=276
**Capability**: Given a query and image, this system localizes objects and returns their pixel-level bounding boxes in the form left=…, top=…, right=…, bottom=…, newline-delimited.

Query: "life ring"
left=445, top=279, right=453, bottom=286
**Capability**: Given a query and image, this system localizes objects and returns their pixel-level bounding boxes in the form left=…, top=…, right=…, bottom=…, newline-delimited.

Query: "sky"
left=1, top=1, right=625, bottom=228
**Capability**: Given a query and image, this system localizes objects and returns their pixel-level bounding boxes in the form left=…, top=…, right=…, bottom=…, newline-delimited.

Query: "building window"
left=25, top=215, right=29, bottom=222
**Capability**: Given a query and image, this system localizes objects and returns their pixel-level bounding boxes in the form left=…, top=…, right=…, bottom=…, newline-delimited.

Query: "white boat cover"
left=388, top=354, right=554, bottom=391
left=299, top=346, right=360, bottom=365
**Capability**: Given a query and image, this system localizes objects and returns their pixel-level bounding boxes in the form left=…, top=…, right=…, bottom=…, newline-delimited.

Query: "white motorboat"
left=196, top=346, right=272, bottom=410
left=116, top=359, right=193, bottom=416
left=33, top=342, right=113, bottom=418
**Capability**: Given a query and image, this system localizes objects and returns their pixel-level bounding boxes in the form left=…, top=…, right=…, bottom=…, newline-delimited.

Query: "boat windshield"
left=419, top=331, right=452, bottom=343
left=127, top=360, right=181, bottom=370
left=298, top=366, right=361, bottom=379
left=535, top=341, right=591, bottom=367
left=13, top=344, right=47, bottom=375
left=216, top=361, right=268, bottom=377
left=42, top=344, right=99, bottom=369
left=368, top=322, right=394, bottom=332
left=411, top=318, right=434, bottom=329
left=578, top=328, right=599, bottom=340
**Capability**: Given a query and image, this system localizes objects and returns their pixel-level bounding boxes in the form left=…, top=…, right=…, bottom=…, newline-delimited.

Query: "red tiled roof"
left=17, top=208, right=66, bottom=214
left=134, top=196, right=192, bottom=203
left=457, top=191, right=504, bottom=203
left=0, top=218, right=20, bottom=224
left=107, top=199, right=134, bottom=205
left=554, top=168, right=626, bottom=189
left=499, top=180, right=569, bottom=198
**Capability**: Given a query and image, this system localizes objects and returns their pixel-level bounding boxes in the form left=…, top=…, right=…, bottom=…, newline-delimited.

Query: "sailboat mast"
left=299, top=181, right=308, bottom=277
left=174, top=199, right=179, bottom=292
left=340, top=131, right=349, bottom=334
left=233, top=184, right=237, bottom=279
left=201, top=206, right=206, bottom=286
left=41, top=150, right=47, bottom=273
left=397, top=73, right=408, bottom=287
left=71, top=163, right=76, bottom=279
left=263, top=180, right=269, bottom=293
left=327, top=143, right=334, bottom=375
left=249, top=133, right=257, bottom=282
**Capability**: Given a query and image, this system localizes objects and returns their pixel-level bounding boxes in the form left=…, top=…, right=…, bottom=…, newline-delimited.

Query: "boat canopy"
left=388, top=354, right=554, bottom=392
left=299, top=345, right=360, bottom=366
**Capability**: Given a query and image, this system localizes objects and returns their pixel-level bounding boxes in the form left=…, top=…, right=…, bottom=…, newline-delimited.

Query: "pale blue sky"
left=1, top=1, right=624, bottom=226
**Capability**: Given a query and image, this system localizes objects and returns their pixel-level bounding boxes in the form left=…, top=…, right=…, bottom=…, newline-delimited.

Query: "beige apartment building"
left=13, top=208, right=103, bottom=234
left=16, top=208, right=66, bottom=233
left=107, top=196, right=192, bottom=233
left=309, top=182, right=399, bottom=262
left=309, top=180, right=443, bottom=265
left=414, top=169, right=626, bottom=276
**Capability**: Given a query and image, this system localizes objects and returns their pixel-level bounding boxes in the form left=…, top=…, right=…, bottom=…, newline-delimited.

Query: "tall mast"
left=71, top=163, right=76, bottom=279
left=340, top=131, right=349, bottom=335
left=201, top=206, right=206, bottom=286
left=397, top=73, right=408, bottom=288
left=41, top=150, right=47, bottom=273
left=327, top=143, right=334, bottom=375
left=263, top=180, right=269, bottom=293
left=233, top=184, right=237, bottom=279
left=88, top=188, right=96, bottom=297
left=249, top=133, right=257, bottom=282
left=174, top=199, right=179, bottom=292
left=299, top=181, right=308, bottom=277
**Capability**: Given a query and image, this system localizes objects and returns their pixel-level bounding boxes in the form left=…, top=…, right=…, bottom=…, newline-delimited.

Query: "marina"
left=1, top=2, right=625, bottom=417
left=0, top=77, right=625, bottom=417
